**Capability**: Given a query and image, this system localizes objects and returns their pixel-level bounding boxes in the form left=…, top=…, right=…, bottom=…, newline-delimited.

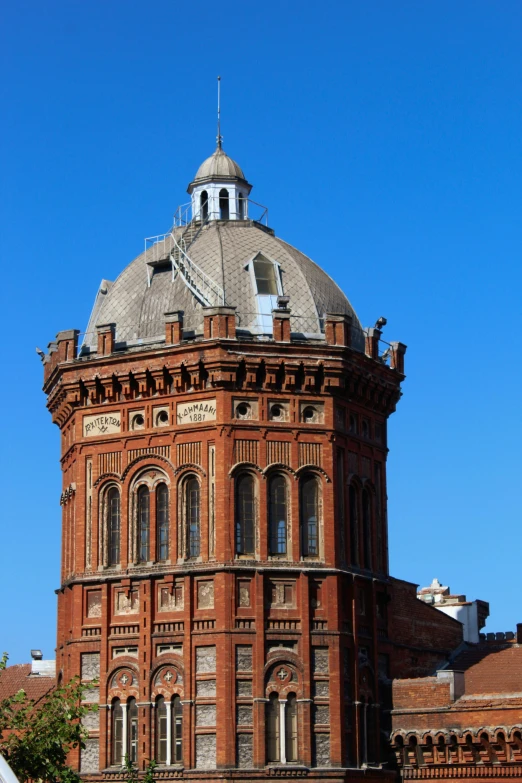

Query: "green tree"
left=0, top=656, right=95, bottom=783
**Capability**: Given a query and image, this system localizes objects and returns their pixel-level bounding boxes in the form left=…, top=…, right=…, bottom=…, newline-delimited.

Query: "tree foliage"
left=0, top=655, right=95, bottom=783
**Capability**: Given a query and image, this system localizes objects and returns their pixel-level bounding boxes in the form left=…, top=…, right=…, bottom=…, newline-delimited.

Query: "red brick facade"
left=43, top=310, right=405, bottom=782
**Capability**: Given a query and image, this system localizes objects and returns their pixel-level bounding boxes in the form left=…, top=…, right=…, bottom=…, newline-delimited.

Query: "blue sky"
left=1, top=0, right=521, bottom=664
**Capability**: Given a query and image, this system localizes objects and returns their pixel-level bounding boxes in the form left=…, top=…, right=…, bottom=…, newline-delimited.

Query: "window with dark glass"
left=112, top=698, right=123, bottom=765
left=266, top=693, right=280, bottom=762
left=156, top=696, right=167, bottom=763
left=285, top=693, right=298, bottom=762
left=137, top=486, right=150, bottom=563
left=185, top=477, right=200, bottom=558
left=172, top=695, right=183, bottom=763
left=349, top=485, right=359, bottom=566
left=301, top=476, right=319, bottom=556
left=362, top=489, right=372, bottom=570
left=107, top=487, right=121, bottom=566
left=200, top=190, right=209, bottom=220
left=219, top=188, right=229, bottom=220
left=235, top=474, right=255, bottom=555
left=156, top=483, right=169, bottom=562
left=128, top=697, right=138, bottom=763
left=238, top=191, right=245, bottom=219
left=269, top=475, right=288, bottom=555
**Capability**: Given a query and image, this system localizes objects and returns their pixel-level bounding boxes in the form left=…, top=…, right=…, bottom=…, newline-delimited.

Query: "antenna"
left=217, top=75, right=222, bottom=149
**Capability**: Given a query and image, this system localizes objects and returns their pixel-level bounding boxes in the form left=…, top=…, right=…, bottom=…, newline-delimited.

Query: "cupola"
left=188, top=142, right=252, bottom=222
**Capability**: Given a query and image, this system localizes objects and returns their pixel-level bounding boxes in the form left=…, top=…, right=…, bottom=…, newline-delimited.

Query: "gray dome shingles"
left=193, top=148, right=246, bottom=183
left=84, top=221, right=362, bottom=351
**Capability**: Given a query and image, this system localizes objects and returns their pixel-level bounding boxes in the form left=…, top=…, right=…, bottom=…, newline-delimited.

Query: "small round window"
left=156, top=410, right=169, bottom=426
left=236, top=402, right=250, bottom=419
left=271, top=404, right=283, bottom=420
left=131, top=413, right=145, bottom=429
left=303, top=406, right=316, bottom=422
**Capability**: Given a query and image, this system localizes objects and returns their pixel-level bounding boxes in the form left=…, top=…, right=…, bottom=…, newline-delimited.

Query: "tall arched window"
left=301, top=476, right=319, bottom=557
left=349, top=485, right=359, bottom=566
left=172, top=695, right=183, bottom=763
left=266, top=693, right=280, bottom=762
left=137, top=486, right=150, bottom=563
left=156, top=696, right=167, bottom=764
left=112, top=698, right=123, bottom=765
left=362, top=489, right=372, bottom=570
left=200, top=190, right=209, bottom=220
left=285, top=693, right=298, bottom=762
left=269, top=475, right=288, bottom=555
left=219, top=188, right=229, bottom=220
left=238, top=192, right=245, bottom=219
left=128, top=697, right=138, bottom=763
left=185, top=476, right=200, bottom=558
left=107, top=487, right=121, bottom=566
left=156, top=483, right=169, bottom=562
left=235, top=474, right=255, bottom=555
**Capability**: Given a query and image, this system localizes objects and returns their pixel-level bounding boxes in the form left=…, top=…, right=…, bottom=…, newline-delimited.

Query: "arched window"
left=156, top=483, right=169, bottom=562
left=200, top=190, right=209, bottom=220
left=362, top=489, right=372, bottom=570
left=107, top=487, right=121, bottom=566
left=219, top=188, right=229, bottom=220
left=285, top=693, right=298, bottom=762
left=235, top=474, right=255, bottom=555
left=137, top=486, right=150, bottom=563
left=128, top=697, right=138, bottom=763
left=266, top=693, right=280, bottom=762
left=172, top=695, right=183, bottom=763
left=269, top=474, right=288, bottom=555
left=238, top=192, right=245, bottom=219
left=349, top=485, right=359, bottom=566
left=185, top=476, right=200, bottom=558
left=156, top=696, right=167, bottom=764
left=301, top=476, right=319, bottom=557
left=112, top=698, right=123, bottom=765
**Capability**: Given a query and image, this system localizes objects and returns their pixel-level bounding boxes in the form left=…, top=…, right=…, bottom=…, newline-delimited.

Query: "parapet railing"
left=173, top=199, right=269, bottom=227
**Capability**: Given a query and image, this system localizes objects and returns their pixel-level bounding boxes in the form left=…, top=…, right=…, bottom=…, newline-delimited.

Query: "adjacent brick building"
left=391, top=626, right=522, bottom=782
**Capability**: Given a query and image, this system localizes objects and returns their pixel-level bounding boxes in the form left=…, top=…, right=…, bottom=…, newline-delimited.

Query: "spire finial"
left=216, top=75, right=222, bottom=149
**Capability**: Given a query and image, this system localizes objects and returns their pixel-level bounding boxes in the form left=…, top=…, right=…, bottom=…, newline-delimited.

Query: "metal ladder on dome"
left=145, top=204, right=225, bottom=307
left=170, top=218, right=225, bottom=307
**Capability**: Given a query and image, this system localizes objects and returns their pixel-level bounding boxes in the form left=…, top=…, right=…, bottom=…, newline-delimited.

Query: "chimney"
left=365, top=327, right=381, bottom=359
left=165, top=311, right=183, bottom=345
left=30, top=650, right=56, bottom=677
left=96, top=323, right=115, bottom=356
left=325, top=313, right=352, bottom=347
left=517, top=623, right=522, bottom=645
left=203, top=307, right=237, bottom=340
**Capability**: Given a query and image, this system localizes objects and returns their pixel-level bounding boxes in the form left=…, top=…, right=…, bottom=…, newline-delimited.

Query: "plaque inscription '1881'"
left=176, top=399, right=217, bottom=425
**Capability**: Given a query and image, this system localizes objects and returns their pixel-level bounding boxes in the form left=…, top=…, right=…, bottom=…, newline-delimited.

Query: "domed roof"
left=192, top=146, right=246, bottom=183
left=84, top=221, right=364, bottom=352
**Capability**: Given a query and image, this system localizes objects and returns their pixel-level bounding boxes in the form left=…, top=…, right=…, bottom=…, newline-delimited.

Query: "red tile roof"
left=452, top=643, right=522, bottom=697
left=0, top=663, right=55, bottom=704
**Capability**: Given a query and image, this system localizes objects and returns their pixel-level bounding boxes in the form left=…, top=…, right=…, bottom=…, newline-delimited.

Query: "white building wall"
left=436, top=603, right=480, bottom=643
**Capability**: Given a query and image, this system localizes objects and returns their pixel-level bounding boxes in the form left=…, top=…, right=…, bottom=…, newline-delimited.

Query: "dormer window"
left=246, top=253, right=283, bottom=334
left=253, top=257, right=279, bottom=295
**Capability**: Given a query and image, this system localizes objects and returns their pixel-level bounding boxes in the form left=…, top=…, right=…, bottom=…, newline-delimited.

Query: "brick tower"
left=43, top=141, right=406, bottom=782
